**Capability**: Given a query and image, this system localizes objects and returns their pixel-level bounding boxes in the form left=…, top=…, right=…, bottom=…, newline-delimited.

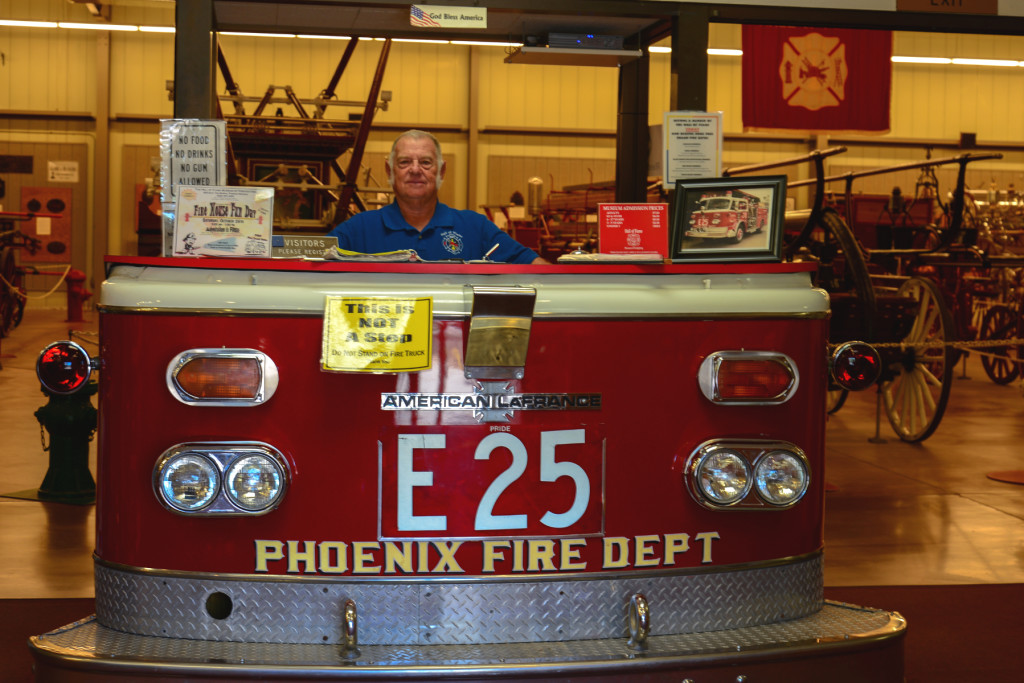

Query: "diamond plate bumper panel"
left=95, top=555, right=823, bottom=645
left=30, top=602, right=905, bottom=679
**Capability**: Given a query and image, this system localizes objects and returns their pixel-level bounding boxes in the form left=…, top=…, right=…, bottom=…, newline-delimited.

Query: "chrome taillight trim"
left=697, top=350, right=799, bottom=405
left=685, top=440, right=810, bottom=511
left=166, top=348, right=279, bottom=406
left=36, top=340, right=97, bottom=395
left=153, top=442, right=290, bottom=516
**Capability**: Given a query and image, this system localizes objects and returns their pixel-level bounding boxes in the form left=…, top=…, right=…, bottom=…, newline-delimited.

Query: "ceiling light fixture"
left=451, top=40, right=523, bottom=47
left=0, top=19, right=59, bottom=28
left=58, top=22, right=138, bottom=31
left=952, top=57, right=1020, bottom=67
left=891, top=56, right=952, bottom=64
left=220, top=31, right=296, bottom=38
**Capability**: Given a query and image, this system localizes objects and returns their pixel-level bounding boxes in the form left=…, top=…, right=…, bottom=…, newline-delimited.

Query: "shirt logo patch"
left=440, top=230, right=464, bottom=256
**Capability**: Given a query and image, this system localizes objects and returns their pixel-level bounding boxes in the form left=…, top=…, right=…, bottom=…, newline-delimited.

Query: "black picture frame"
left=670, top=175, right=786, bottom=262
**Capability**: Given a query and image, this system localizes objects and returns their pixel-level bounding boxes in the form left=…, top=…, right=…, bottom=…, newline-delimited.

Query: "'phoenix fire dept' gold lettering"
left=254, top=532, right=720, bottom=575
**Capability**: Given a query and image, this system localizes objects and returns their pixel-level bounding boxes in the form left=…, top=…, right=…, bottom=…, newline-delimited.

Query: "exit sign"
left=897, top=0, right=997, bottom=14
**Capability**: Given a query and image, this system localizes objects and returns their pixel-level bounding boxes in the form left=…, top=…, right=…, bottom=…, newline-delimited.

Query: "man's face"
left=388, top=136, right=444, bottom=202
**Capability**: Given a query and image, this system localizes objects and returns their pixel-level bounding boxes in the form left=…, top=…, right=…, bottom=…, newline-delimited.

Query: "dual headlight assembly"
left=154, top=443, right=288, bottom=516
left=686, top=440, right=810, bottom=510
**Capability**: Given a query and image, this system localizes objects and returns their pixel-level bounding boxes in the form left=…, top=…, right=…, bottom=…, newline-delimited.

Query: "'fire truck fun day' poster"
left=173, top=186, right=273, bottom=257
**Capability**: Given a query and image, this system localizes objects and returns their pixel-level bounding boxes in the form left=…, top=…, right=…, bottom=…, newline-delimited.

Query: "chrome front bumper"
left=30, top=601, right=905, bottom=681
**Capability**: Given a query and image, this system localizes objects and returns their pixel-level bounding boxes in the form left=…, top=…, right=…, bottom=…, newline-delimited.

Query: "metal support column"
left=174, top=0, right=216, bottom=119
left=671, top=5, right=710, bottom=112
left=615, top=51, right=650, bottom=203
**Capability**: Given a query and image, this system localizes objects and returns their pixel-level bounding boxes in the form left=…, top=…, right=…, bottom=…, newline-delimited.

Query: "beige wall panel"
left=486, top=155, right=617, bottom=207
left=396, top=44, right=469, bottom=125
left=707, top=54, right=743, bottom=132
left=478, top=54, right=617, bottom=130
left=481, top=134, right=615, bottom=159
left=648, top=52, right=670, bottom=126
left=0, top=28, right=94, bottom=113
left=110, top=33, right=175, bottom=117
left=479, top=52, right=520, bottom=127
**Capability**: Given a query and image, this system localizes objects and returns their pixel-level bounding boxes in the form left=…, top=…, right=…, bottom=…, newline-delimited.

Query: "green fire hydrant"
left=34, top=381, right=97, bottom=504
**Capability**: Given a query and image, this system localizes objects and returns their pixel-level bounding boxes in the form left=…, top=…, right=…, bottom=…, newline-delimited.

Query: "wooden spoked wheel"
left=817, top=209, right=875, bottom=417
left=0, top=247, right=22, bottom=338
left=826, top=388, right=849, bottom=415
left=882, top=277, right=955, bottom=442
left=978, top=303, right=1021, bottom=385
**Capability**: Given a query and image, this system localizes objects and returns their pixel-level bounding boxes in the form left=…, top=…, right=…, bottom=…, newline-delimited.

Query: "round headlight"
left=696, top=450, right=751, bottom=505
left=225, top=454, right=284, bottom=511
left=159, top=453, right=220, bottom=511
left=754, top=450, right=809, bottom=506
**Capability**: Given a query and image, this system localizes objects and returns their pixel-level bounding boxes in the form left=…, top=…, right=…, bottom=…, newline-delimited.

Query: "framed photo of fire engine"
left=670, top=175, right=786, bottom=262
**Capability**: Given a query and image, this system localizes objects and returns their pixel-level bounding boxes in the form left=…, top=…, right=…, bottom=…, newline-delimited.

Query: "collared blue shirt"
left=327, top=202, right=539, bottom=264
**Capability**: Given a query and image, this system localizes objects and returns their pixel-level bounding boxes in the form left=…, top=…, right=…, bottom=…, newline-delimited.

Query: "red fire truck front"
left=29, top=256, right=901, bottom=682
left=685, top=190, right=768, bottom=243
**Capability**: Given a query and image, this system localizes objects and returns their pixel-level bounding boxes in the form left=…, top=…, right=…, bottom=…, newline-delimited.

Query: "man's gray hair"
left=387, top=129, right=444, bottom=189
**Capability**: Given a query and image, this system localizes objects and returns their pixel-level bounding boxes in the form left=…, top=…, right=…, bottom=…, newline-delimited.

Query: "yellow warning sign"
left=321, top=296, right=433, bottom=373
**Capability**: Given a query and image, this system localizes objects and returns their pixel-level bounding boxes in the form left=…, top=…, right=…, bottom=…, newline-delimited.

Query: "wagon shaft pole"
left=331, top=158, right=366, bottom=214
left=336, top=38, right=391, bottom=223
left=723, top=146, right=848, bottom=257
left=946, top=157, right=970, bottom=242
left=216, top=44, right=246, bottom=116
left=283, top=86, right=310, bottom=119
left=316, top=37, right=360, bottom=120
left=213, top=97, right=239, bottom=184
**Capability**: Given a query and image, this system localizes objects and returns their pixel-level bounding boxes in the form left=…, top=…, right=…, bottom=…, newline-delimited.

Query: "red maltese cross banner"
left=741, top=25, right=892, bottom=133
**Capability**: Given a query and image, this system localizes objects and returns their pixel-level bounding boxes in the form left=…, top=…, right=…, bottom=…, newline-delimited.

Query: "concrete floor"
left=1, top=303, right=1023, bottom=600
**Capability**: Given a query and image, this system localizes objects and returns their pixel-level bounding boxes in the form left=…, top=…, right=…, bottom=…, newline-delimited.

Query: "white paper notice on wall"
left=36, top=217, right=52, bottom=236
left=47, top=161, right=79, bottom=183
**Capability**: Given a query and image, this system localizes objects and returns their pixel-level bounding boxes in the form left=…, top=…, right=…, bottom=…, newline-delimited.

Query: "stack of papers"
left=323, top=246, right=422, bottom=262
left=556, top=252, right=665, bottom=263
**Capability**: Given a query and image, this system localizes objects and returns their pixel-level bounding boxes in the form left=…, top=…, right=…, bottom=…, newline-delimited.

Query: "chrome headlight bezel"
left=753, top=449, right=811, bottom=507
left=685, top=440, right=811, bottom=510
left=154, top=442, right=290, bottom=516
left=693, top=448, right=751, bottom=507
left=224, top=453, right=286, bottom=512
left=155, top=451, right=221, bottom=512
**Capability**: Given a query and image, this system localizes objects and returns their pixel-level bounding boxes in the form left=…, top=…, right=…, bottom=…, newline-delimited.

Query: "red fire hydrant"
left=34, top=381, right=97, bottom=504
left=65, top=269, right=92, bottom=323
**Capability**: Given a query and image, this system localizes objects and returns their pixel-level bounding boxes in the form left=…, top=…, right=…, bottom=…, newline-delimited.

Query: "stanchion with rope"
left=0, top=264, right=92, bottom=325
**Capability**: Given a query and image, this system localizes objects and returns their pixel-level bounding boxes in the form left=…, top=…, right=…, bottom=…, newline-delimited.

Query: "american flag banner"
left=742, top=25, right=892, bottom=133
left=410, top=5, right=442, bottom=28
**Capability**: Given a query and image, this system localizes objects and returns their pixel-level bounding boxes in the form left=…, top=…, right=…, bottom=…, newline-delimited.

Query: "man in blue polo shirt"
left=327, top=130, right=546, bottom=264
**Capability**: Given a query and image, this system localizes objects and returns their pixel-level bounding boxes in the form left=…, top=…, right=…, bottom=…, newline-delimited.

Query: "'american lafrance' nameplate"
left=381, top=393, right=601, bottom=411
